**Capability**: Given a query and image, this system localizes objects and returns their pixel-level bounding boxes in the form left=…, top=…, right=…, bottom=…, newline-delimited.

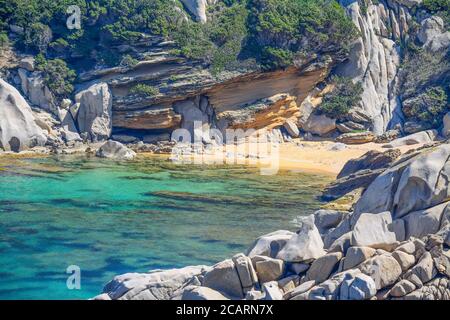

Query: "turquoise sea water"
left=0, top=155, right=331, bottom=299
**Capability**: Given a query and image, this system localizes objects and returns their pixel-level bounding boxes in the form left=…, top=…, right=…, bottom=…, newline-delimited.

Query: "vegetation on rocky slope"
left=319, top=77, right=364, bottom=119
left=400, top=45, right=449, bottom=128
left=0, top=0, right=357, bottom=74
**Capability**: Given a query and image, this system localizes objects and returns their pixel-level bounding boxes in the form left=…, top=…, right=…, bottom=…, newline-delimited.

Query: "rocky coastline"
left=93, top=141, right=450, bottom=300
left=0, top=0, right=448, bottom=301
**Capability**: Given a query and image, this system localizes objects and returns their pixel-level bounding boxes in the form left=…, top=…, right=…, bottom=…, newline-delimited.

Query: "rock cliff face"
left=76, top=38, right=331, bottom=140
left=337, top=0, right=413, bottom=134
left=3, top=0, right=447, bottom=151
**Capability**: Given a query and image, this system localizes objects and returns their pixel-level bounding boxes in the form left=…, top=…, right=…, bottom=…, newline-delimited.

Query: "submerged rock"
left=96, top=140, right=136, bottom=160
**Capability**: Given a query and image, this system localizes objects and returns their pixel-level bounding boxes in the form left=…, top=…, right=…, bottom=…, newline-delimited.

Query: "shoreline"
left=0, top=140, right=425, bottom=177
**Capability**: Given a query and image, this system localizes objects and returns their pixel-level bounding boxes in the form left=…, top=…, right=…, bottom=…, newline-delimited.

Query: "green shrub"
left=404, top=86, right=449, bottom=127
left=319, top=77, right=363, bottom=118
left=0, top=32, right=8, bottom=50
left=421, top=0, right=450, bottom=25
left=0, top=0, right=358, bottom=73
left=130, top=84, right=159, bottom=96
left=120, top=54, right=139, bottom=68
left=36, top=56, right=76, bottom=97
left=246, top=0, right=358, bottom=69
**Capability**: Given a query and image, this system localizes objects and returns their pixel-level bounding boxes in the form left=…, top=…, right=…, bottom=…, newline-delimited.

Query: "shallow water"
left=0, top=155, right=331, bottom=299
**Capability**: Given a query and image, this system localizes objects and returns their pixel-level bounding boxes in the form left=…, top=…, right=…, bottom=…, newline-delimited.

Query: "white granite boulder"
left=0, top=78, right=47, bottom=152
left=276, top=215, right=326, bottom=263
left=246, top=230, right=294, bottom=258
left=382, top=130, right=438, bottom=149
left=182, top=286, right=230, bottom=300
left=202, top=259, right=244, bottom=299
left=359, top=254, right=402, bottom=290
left=96, top=140, right=136, bottom=160
left=352, top=212, right=398, bottom=250
left=75, top=82, right=112, bottom=142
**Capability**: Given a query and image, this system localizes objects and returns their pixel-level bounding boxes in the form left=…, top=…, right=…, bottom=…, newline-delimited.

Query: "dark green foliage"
left=0, top=32, right=8, bottom=49
left=35, top=54, right=76, bottom=97
left=173, top=1, right=249, bottom=73
left=130, top=84, right=159, bottom=96
left=421, top=0, right=450, bottom=25
left=400, top=49, right=450, bottom=127
left=246, top=0, right=358, bottom=69
left=404, top=87, right=449, bottom=127
left=319, top=77, right=363, bottom=118
left=120, top=54, right=139, bottom=68
left=0, top=0, right=357, bottom=73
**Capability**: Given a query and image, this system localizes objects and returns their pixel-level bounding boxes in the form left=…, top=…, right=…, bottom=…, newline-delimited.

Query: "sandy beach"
left=0, top=140, right=424, bottom=177
left=275, top=141, right=421, bottom=176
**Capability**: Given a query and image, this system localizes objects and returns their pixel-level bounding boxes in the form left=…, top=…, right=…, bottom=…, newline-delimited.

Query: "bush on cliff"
left=35, top=54, right=76, bottom=98
left=246, top=0, right=358, bottom=69
left=400, top=49, right=450, bottom=127
left=130, top=84, right=159, bottom=97
left=319, top=77, right=363, bottom=119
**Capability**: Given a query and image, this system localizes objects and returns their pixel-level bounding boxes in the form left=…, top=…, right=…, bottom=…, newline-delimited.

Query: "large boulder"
left=313, top=209, right=347, bottom=234
left=57, top=108, right=81, bottom=142
left=403, top=202, right=450, bottom=239
left=336, top=132, right=375, bottom=145
left=182, top=286, right=230, bottom=300
left=0, top=78, right=47, bottom=152
left=341, top=273, right=377, bottom=300
left=354, top=144, right=450, bottom=223
left=304, top=252, right=342, bottom=283
left=101, top=266, right=209, bottom=300
left=404, top=252, right=437, bottom=285
left=352, top=212, right=398, bottom=250
left=18, top=69, right=56, bottom=114
left=246, top=230, right=294, bottom=258
left=231, top=253, right=258, bottom=293
left=276, top=215, right=326, bottom=263
left=383, top=130, right=438, bottom=148
left=180, top=0, right=209, bottom=23
left=417, top=16, right=450, bottom=52
left=359, top=254, right=403, bottom=290
left=283, top=119, right=300, bottom=138
left=96, top=140, right=136, bottom=160
left=253, top=256, right=285, bottom=284
left=75, top=82, right=112, bottom=142
left=342, top=246, right=376, bottom=271
left=302, top=113, right=336, bottom=136
left=337, top=149, right=401, bottom=179
left=202, top=259, right=244, bottom=299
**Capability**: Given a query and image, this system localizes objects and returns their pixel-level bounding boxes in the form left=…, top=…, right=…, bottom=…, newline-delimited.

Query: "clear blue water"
left=0, top=155, right=331, bottom=299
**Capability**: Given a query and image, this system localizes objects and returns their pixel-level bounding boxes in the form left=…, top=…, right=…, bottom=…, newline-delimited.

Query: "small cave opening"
left=8, top=136, right=20, bottom=153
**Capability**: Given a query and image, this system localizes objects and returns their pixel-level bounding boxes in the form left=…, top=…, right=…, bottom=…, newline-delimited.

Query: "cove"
left=0, top=155, right=332, bottom=299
